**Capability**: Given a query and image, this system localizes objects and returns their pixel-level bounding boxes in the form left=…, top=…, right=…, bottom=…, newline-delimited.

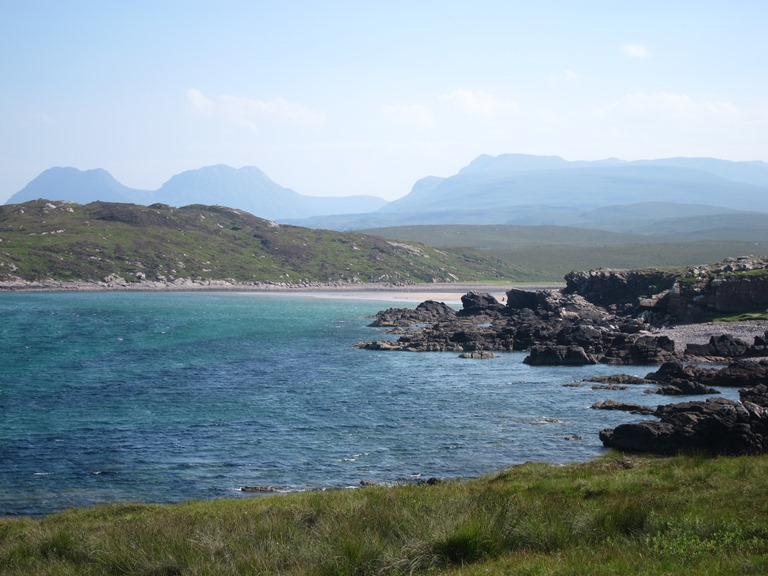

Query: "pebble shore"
left=656, top=320, right=768, bottom=354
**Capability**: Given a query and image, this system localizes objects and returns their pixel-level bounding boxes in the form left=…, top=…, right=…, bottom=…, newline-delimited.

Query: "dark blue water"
left=0, top=291, right=735, bottom=516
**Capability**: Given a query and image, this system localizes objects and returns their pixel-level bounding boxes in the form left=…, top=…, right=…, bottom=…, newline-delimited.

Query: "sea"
left=0, top=291, right=736, bottom=517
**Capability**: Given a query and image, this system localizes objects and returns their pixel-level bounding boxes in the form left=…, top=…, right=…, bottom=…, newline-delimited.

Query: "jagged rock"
left=600, top=334, right=676, bottom=365
left=707, top=359, right=768, bottom=387
left=523, top=345, right=596, bottom=366
left=241, top=485, right=279, bottom=492
left=754, top=332, right=768, bottom=353
left=599, top=386, right=768, bottom=455
left=505, top=288, right=539, bottom=310
left=368, top=299, right=456, bottom=327
left=358, top=259, right=767, bottom=363
left=563, top=268, right=677, bottom=313
left=643, top=362, right=721, bottom=394
left=591, top=400, right=656, bottom=415
left=645, top=361, right=718, bottom=384
left=741, top=384, right=768, bottom=407
left=586, top=374, right=649, bottom=385
left=356, top=340, right=407, bottom=351
left=651, top=378, right=720, bottom=396
left=459, top=351, right=496, bottom=359
left=564, top=257, right=768, bottom=323
left=686, top=331, right=768, bottom=358
left=457, top=291, right=506, bottom=316
left=685, top=334, right=750, bottom=357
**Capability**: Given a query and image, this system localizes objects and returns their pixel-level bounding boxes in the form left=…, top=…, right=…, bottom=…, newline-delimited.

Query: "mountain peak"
left=6, top=163, right=387, bottom=221
left=459, top=153, right=570, bottom=175
left=8, top=167, right=147, bottom=205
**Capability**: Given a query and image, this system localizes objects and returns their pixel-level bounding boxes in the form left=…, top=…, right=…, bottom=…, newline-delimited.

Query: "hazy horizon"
left=2, top=1, right=766, bottom=204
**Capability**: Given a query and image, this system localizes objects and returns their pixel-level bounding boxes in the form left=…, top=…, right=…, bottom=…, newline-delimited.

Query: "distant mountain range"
left=7, top=155, right=768, bottom=233
left=6, top=165, right=387, bottom=221
left=285, top=154, right=768, bottom=234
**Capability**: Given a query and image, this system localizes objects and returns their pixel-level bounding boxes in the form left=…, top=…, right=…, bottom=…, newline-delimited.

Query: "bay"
left=0, top=291, right=733, bottom=516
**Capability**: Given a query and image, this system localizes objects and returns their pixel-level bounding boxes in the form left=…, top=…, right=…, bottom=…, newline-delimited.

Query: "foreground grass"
left=2, top=453, right=768, bottom=575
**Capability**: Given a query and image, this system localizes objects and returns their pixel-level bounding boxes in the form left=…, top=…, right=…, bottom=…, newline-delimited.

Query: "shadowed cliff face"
left=564, top=257, right=768, bottom=322
left=670, top=275, right=768, bottom=318
left=563, top=268, right=677, bottom=311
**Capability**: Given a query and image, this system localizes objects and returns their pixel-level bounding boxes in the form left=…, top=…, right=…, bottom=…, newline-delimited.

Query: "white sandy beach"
left=0, top=279, right=563, bottom=305
left=232, top=282, right=565, bottom=305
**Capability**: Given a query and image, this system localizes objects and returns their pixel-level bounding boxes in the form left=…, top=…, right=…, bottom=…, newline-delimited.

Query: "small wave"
left=527, top=416, right=565, bottom=426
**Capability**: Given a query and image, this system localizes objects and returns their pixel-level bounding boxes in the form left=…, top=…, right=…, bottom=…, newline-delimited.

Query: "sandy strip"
left=0, top=280, right=562, bottom=305
left=233, top=283, right=563, bottom=305
left=237, top=288, right=505, bottom=305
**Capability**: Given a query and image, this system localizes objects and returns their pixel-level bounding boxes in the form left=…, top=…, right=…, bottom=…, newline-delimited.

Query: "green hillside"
left=0, top=200, right=528, bottom=284
left=362, top=224, right=767, bottom=279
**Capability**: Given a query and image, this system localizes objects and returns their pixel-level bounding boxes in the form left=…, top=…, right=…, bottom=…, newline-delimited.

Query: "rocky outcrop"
left=563, top=268, right=677, bottom=314
left=564, top=256, right=768, bottom=323
left=457, top=291, right=506, bottom=316
left=368, top=300, right=457, bottom=327
left=706, top=359, right=768, bottom=387
left=586, top=374, right=650, bottom=385
left=599, top=385, right=768, bottom=456
left=643, top=362, right=721, bottom=395
left=359, top=288, right=677, bottom=364
left=628, top=358, right=768, bottom=394
left=359, top=257, right=768, bottom=367
left=599, top=333, right=676, bottom=365
left=685, top=332, right=768, bottom=358
left=652, top=380, right=721, bottom=396
left=670, top=271, right=768, bottom=322
left=523, top=345, right=596, bottom=366
left=459, top=351, right=496, bottom=359
left=591, top=400, right=656, bottom=415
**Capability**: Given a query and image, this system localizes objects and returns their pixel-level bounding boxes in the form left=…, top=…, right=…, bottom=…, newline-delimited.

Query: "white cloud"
left=441, top=89, right=518, bottom=118
left=186, top=89, right=326, bottom=131
left=186, top=89, right=215, bottom=115
left=620, top=43, right=651, bottom=59
left=378, top=103, right=434, bottom=127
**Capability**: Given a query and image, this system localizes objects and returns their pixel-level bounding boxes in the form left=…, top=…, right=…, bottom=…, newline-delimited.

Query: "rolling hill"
left=360, top=223, right=768, bottom=279
left=0, top=200, right=526, bottom=285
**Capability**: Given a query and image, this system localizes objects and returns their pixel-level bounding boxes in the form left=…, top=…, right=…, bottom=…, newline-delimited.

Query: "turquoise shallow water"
left=0, top=291, right=735, bottom=516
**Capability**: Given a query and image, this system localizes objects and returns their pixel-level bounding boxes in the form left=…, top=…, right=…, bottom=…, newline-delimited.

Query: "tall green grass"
left=2, top=454, right=768, bottom=575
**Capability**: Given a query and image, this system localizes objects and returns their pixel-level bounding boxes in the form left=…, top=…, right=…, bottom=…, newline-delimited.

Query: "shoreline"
left=0, top=278, right=564, bottom=304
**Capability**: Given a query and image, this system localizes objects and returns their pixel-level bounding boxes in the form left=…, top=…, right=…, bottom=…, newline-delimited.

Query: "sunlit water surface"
left=0, top=292, right=734, bottom=516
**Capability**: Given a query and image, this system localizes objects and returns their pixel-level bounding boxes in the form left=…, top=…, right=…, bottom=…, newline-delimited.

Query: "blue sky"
left=2, top=0, right=766, bottom=202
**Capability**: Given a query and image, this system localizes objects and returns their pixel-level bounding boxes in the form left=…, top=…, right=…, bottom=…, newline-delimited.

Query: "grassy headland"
left=6, top=201, right=765, bottom=286
left=2, top=453, right=767, bottom=575
left=0, top=201, right=528, bottom=285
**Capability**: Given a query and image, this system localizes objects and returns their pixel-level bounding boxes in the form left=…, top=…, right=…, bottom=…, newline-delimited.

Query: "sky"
left=1, top=1, right=767, bottom=203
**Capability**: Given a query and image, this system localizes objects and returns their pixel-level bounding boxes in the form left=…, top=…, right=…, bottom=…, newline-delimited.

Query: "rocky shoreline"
left=655, top=321, right=768, bottom=354
left=358, top=257, right=768, bottom=457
